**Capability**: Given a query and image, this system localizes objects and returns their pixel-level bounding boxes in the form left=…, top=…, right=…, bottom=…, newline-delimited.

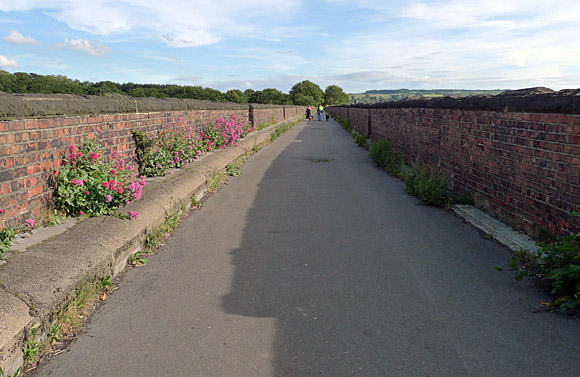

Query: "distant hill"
left=350, top=89, right=506, bottom=104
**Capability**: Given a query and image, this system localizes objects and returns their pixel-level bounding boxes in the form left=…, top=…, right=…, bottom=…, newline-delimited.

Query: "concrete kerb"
left=0, top=115, right=303, bottom=375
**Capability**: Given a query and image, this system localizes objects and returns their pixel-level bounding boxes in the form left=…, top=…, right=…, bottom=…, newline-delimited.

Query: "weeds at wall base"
left=509, top=223, right=580, bottom=316
left=333, top=113, right=471, bottom=208
left=269, top=118, right=301, bottom=142
left=4, top=117, right=295, bottom=375
left=15, top=275, right=114, bottom=376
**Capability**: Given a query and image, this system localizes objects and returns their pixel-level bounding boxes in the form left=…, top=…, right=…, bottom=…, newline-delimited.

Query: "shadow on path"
left=222, top=117, right=580, bottom=377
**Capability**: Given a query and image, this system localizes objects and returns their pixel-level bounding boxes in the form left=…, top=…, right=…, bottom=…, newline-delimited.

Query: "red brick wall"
left=328, top=106, right=580, bottom=238
left=284, top=106, right=305, bottom=119
left=251, top=107, right=284, bottom=128
left=0, top=106, right=301, bottom=228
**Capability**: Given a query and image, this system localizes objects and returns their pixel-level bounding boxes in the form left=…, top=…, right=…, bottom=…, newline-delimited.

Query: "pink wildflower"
left=112, top=150, right=119, bottom=159
left=84, top=190, right=90, bottom=195
left=127, top=211, right=139, bottom=219
left=117, top=187, right=123, bottom=194
left=157, top=164, right=162, bottom=168
left=25, top=219, right=34, bottom=228
left=102, top=181, right=110, bottom=188
left=80, top=211, right=84, bottom=216
left=105, top=194, right=113, bottom=202
left=0, top=209, right=4, bottom=214
left=110, top=169, right=117, bottom=176
left=89, top=152, right=99, bottom=163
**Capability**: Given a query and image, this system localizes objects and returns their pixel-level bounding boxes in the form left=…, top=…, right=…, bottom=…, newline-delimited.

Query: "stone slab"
left=452, top=204, right=540, bottom=254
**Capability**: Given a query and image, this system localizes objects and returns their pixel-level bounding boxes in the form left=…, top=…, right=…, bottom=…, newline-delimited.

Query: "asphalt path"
left=35, top=116, right=580, bottom=377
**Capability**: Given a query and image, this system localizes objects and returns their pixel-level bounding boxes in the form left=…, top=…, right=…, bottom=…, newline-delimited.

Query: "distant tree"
left=289, top=80, right=323, bottom=105
left=243, top=89, right=256, bottom=102
left=201, top=87, right=225, bottom=102
left=128, top=88, right=147, bottom=97
left=292, top=93, right=315, bottom=106
left=251, top=88, right=289, bottom=105
left=225, top=89, right=247, bottom=103
left=13, top=72, right=33, bottom=92
left=0, top=70, right=17, bottom=92
left=92, top=81, right=122, bottom=95
left=324, top=85, right=350, bottom=105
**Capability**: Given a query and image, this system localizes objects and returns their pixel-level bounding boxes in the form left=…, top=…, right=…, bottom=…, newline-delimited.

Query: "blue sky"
left=0, top=0, right=579, bottom=93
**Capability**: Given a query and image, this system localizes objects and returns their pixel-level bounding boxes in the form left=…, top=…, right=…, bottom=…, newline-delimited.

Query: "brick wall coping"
left=341, top=87, right=580, bottom=115
left=0, top=92, right=296, bottom=120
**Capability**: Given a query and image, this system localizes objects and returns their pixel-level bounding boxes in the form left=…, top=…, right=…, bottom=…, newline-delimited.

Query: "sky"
left=0, top=0, right=579, bottom=94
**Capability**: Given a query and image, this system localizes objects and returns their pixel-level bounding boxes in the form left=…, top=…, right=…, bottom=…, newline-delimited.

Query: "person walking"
left=317, top=103, right=324, bottom=121
left=306, top=106, right=312, bottom=121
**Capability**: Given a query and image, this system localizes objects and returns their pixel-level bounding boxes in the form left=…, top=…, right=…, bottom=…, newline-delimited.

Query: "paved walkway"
left=34, top=117, right=580, bottom=377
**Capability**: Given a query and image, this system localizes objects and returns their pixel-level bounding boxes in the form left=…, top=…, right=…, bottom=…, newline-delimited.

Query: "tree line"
left=0, top=70, right=350, bottom=106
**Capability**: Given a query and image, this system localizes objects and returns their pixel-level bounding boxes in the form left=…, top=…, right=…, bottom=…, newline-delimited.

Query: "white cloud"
left=0, top=55, right=18, bottom=67
left=3, top=30, right=38, bottom=44
left=55, top=37, right=111, bottom=56
left=315, top=0, right=580, bottom=91
left=0, top=0, right=299, bottom=47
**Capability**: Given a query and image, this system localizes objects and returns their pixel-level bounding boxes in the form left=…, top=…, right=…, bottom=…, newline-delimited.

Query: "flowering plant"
left=54, top=137, right=145, bottom=217
left=134, top=115, right=253, bottom=177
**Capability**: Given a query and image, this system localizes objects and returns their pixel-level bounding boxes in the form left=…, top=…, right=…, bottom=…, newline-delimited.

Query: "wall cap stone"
left=336, top=87, right=580, bottom=115
left=0, top=93, right=251, bottom=120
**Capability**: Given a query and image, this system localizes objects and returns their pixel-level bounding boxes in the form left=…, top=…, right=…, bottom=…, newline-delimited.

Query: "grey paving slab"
left=453, top=204, right=541, bottom=254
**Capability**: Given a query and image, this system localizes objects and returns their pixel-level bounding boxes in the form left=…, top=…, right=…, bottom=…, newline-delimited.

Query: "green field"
left=349, top=89, right=505, bottom=104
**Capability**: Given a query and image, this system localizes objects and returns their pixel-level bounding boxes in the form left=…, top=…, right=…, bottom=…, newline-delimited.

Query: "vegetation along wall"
left=0, top=93, right=304, bottom=228
left=328, top=88, right=580, bottom=238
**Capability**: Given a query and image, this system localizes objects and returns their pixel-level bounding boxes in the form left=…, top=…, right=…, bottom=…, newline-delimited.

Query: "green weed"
left=23, top=325, right=41, bottom=366
left=226, top=163, right=242, bottom=177
left=269, top=119, right=300, bottom=142
left=128, top=251, right=149, bottom=266
left=47, top=320, right=63, bottom=343
left=207, top=169, right=228, bottom=193
left=354, top=132, right=369, bottom=149
left=191, top=196, right=202, bottom=208
left=369, top=139, right=404, bottom=176
left=400, top=164, right=451, bottom=207
left=142, top=210, right=182, bottom=252
left=511, top=224, right=580, bottom=315
left=0, top=226, right=17, bottom=260
left=0, top=367, right=22, bottom=377
left=338, top=117, right=351, bottom=132
left=47, top=209, right=67, bottom=227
